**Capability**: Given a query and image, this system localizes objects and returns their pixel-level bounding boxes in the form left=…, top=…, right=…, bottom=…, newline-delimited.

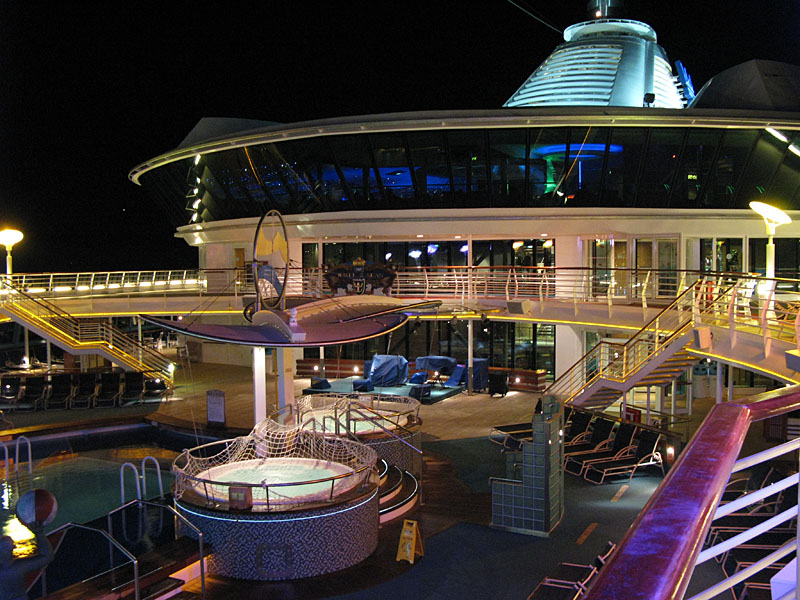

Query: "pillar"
left=467, top=319, right=474, bottom=395
left=253, top=347, right=267, bottom=423
left=716, top=361, right=724, bottom=404
left=275, top=347, right=295, bottom=411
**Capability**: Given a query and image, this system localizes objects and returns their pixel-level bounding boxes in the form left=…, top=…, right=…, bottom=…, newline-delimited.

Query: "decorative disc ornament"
left=252, top=210, right=289, bottom=310
left=16, top=488, right=58, bottom=527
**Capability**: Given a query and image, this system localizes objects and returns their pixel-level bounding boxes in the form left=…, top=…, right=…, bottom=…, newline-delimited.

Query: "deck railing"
left=583, top=385, right=800, bottom=600
left=0, top=277, right=174, bottom=380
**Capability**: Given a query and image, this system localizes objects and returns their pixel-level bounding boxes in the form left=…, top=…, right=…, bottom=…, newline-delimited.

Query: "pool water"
left=301, top=409, right=405, bottom=434
left=1, top=454, right=175, bottom=536
left=194, top=457, right=357, bottom=504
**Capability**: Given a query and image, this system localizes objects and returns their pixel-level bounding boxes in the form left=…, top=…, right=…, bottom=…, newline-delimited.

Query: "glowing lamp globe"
left=16, top=489, right=57, bottom=527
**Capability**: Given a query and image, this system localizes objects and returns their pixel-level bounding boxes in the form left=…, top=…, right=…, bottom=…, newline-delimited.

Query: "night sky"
left=1, top=1, right=799, bottom=273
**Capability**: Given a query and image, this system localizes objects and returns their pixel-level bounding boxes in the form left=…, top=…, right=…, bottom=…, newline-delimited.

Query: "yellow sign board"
left=396, top=519, right=424, bottom=564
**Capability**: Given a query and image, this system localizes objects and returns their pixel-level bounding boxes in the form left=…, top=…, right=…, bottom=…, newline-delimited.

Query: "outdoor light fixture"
left=408, top=250, right=422, bottom=260
left=0, top=229, right=24, bottom=275
left=750, top=201, right=792, bottom=279
left=512, top=241, right=524, bottom=250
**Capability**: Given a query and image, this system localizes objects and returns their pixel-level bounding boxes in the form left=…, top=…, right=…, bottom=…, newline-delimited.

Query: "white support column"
left=646, top=386, right=651, bottom=425
left=716, top=361, right=724, bottom=404
left=275, top=347, right=295, bottom=411
left=253, top=346, right=267, bottom=423
left=23, top=328, right=29, bottom=361
left=467, top=319, right=474, bottom=395
left=137, top=317, right=143, bottom=364
left=46, top=341, right=51, bottom=372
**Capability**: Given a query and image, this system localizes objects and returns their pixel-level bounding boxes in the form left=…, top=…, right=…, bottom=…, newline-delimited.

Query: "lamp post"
left=0, top=229, right=23, bottom=275
left=749, top=202, right=792, bottom=279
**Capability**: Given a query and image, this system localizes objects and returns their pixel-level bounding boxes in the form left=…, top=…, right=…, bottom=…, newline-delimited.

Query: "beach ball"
left=16, top=489, right=58, bottom=527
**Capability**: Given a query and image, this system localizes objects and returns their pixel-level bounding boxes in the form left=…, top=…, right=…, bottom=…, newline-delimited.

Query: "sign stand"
left=396, top=519, right=424, bottom=564
left=206, top=389, right=226, bottom=429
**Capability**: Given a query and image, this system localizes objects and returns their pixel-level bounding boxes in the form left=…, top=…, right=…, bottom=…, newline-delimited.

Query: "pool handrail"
left=120, top=461, right=142, bottom=504
left=38, top=521, right=140, bottom=600
left=346, top=404, right=423, bottom=456
left=582, top=385, right=800, bottom=600
left=106, top=498, right=205, bottom=600
left=141, top=455, right=165, bottom=498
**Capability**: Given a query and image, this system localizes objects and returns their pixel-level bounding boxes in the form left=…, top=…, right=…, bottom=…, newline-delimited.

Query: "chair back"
left=568, top=411, right=592, bottom=437
left=611, top=423, right=637, bottom=452
left=24, top=377, right=45, bottom=395
left=635, top=429, right=661, bottom=459
left=100, top=372, right=120, bottom=391
left=124, top=372, right=144, bottom=391
left=589, top=418, right=615, bottom=445
left=50, top=373, right=72, bottom=395
left=77, top=373, right=97, bottom=393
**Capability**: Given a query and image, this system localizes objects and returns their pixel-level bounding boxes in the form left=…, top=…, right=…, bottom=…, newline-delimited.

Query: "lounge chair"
left=544, top=541, right=616, bottom=590
left=584, top=429, right=664, bottom=484
left=526, top=581, right=584, bottom=600
left=144, top=377, right=170, bottom=400
left=95, top=372, right=122, bottom=408
left=71, top=373, right=99, bottom=409
left=119, top=372, right=144, bottom=406
left=564, top=422, right=638, bottom=476
left=17, top=376, right=46, bottom=411
left=561, top=417, right=615, bottom=456
left=46, top=374, right=74, bottom=410
left=563, top=410, right=593, bottom=444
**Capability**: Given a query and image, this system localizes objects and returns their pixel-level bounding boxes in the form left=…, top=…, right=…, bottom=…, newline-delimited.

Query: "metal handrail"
left=0, top=277, right=174, bottom=379
left=39, top=522, right=140, bottom=600
left=583, top=385, right=800, bottom=600
left=106, top=498, right=205, bottom=600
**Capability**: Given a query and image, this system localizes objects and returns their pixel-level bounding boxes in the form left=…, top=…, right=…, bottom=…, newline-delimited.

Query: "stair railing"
left=0, top=277, right=173, bottom=380
left=545, top=278, right=730, bottom=405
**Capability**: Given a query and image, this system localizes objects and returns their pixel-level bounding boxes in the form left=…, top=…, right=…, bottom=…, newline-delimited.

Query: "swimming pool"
left=0, top=423, right=192, bottom=540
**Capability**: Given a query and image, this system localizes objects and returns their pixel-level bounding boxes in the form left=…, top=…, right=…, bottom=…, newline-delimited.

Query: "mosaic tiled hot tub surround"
left=172, top=416, right=381, bottom=579
left=175, top=488, right=379, bottom=580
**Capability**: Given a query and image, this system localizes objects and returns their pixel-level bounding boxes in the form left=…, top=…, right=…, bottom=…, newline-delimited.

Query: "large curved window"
left=139, top=125, right=800, bottom=226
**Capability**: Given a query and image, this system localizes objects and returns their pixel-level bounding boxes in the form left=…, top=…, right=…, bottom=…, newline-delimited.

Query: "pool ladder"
left=0, top=436, right=34, bottom=502
left=119, top=456, right=165, bottom=504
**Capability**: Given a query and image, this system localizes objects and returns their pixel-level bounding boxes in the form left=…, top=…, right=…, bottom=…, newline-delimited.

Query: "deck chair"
left=71, top=373, right=98, bottom=409
left=564, top=422, right=638, bottom=476
left=119, top=372, right=144, bottom=406
left=562, top=417, right=615, bottom=456
left=489, top=421, right=533, bottom=451
left=144, top=377, right=170, bottom=400
left=720, top=463, right=780, bottom=504
left=17, top=377, right=46, bottom=411
left=526, top=580, right=584, bottom=600
left=95, top=372, right=122, bottom=408
left=563, top=410, right=593, bottom=444
left=0, top=376, right=21, bottom=407
left=584, top=429, right=664, bottom=484
left=46, top=374, right=74, bottom=410
left=544, top=541, right=615, bottom=592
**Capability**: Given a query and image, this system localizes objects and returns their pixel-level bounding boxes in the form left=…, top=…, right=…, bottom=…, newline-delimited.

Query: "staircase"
left=0, top=279, right=174, bottom=381
left=546, top=279, right=726, bottom=409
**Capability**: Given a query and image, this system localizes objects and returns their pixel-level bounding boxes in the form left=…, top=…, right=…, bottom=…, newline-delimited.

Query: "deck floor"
left=0, top=360, right=734, bottom=599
